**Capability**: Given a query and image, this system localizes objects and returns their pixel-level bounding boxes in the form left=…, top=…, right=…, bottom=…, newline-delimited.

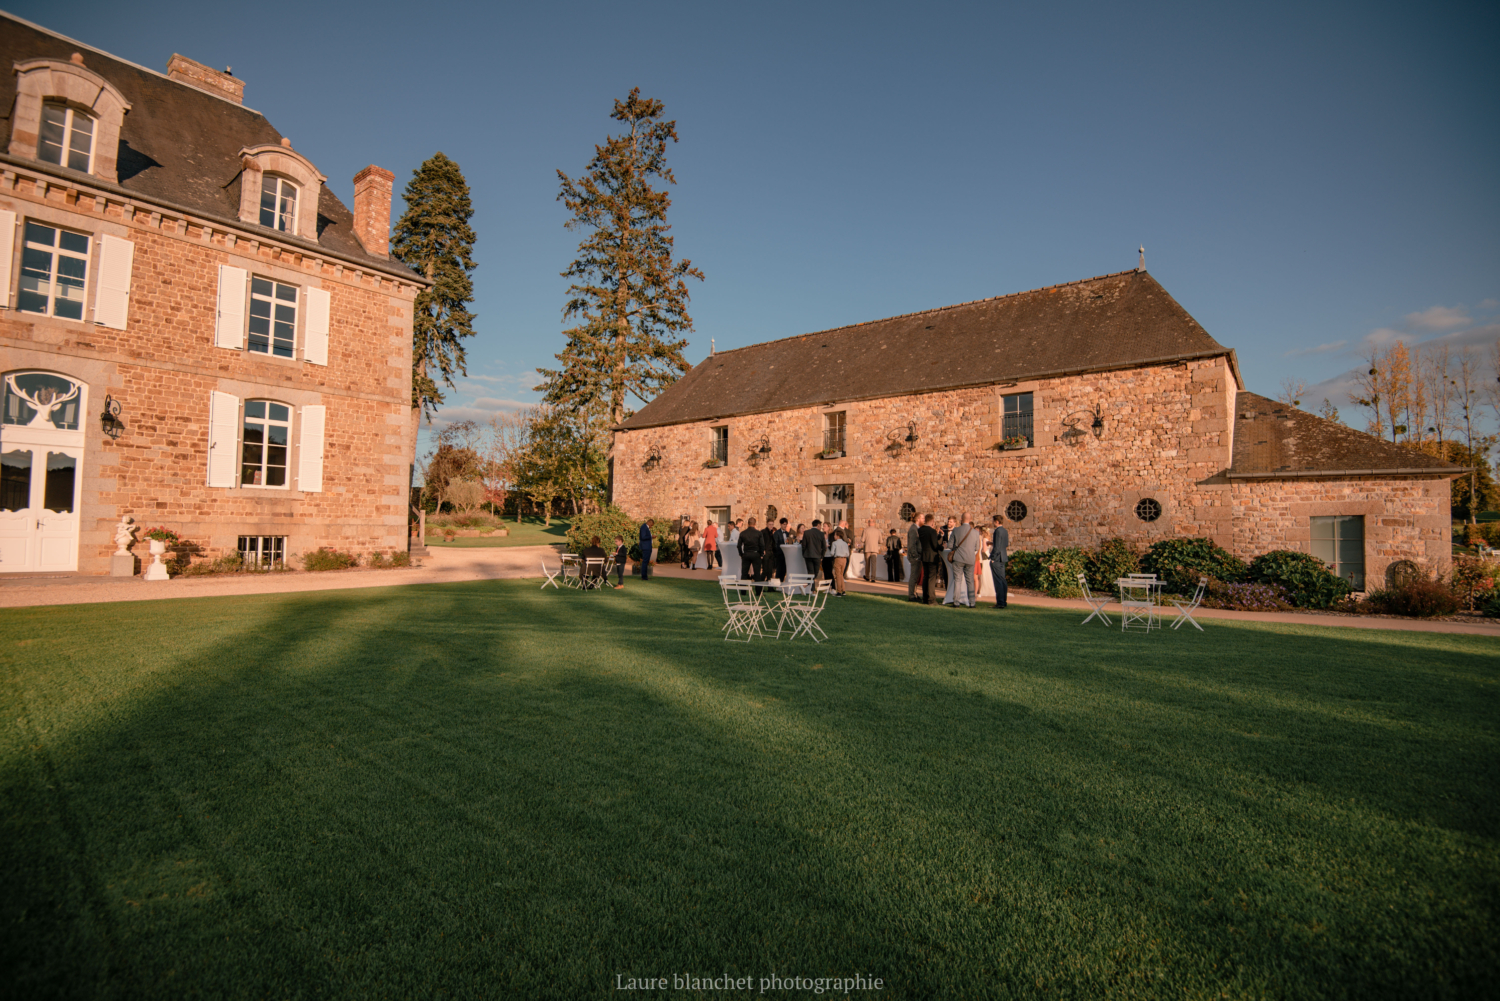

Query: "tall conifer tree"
left=538, top=89, right=703, bottom=429
left=392, top=152, right=477, bottom=418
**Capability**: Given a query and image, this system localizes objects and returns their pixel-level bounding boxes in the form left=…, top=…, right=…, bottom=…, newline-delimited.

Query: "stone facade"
left=1, top=23, right=422, bottom=575
left=613, top=352, right=1453, bottom=584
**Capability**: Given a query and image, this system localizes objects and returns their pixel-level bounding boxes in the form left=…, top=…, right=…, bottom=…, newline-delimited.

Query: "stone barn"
left=610, top=267, right=1459, bottom=590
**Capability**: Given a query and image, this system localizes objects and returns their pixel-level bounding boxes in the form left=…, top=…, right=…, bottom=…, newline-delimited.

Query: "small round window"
left=899, top=502, right=916, bottom=522
left=1005, top=499, right=1028, bottom=522
left=765, top=504, right=778, bottom=525
left=1135, top=498, right=1162, bottom=522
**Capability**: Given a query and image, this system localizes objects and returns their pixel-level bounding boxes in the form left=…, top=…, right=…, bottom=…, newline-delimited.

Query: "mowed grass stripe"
left=2, top=578, right=1496, bottom=999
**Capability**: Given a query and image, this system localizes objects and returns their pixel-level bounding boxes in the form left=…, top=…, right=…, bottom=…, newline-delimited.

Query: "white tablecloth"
left=780, top=545, right=806, bottom=578
left=721, top=546, right=742, bottom=579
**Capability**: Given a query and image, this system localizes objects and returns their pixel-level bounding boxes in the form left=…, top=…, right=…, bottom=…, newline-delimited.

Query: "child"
left=612, top=536, right=628, bottom=589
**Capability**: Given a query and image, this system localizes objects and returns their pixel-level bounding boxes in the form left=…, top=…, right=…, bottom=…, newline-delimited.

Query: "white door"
left=0, top=445, right=81, bottom=572
left=2, top=372, right=87, bottom=574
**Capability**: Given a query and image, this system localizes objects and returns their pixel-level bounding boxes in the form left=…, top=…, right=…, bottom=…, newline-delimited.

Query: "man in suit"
left=612, top=535, right=629, bottom=589
left=860, top=518, right=884, bottom=582
left=917, top=514, right=943, bottom=605
left=801, top=519, right=828, bottom=584
left=737, top=516, right=766, bottom=582
left=906, top=515, right=923, bottom=601
left=948, top=513, right=981, bottom=608
left=638, top=520, right=653, bottom=580
left=771, top=518, right=790, bottom=580
left=989, top=513, right=1010, bottom=608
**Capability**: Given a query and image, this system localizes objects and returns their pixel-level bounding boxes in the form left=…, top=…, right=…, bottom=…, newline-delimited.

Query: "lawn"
left=2, top=579, right=1496, bottom=999
left=424, top=515, right=570, bottom=548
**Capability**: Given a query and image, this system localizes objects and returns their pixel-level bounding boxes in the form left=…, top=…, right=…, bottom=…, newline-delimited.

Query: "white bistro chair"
left=540, top=559, right=563, bottom=590
left=1077, top=573, right=1113, bottom=627
left=1170, top=577, right=1209, bottom=631
left=720, top=580, right=767, bottom=641
left=784, top=579, right=832, bottom=642
left=579, top=557, right=606, bottom=590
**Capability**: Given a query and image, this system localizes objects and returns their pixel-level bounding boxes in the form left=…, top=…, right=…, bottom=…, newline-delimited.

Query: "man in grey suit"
left=948, top=512, right=981, bottom=608
left=989, top=513, right=1010, bottom=608
left=906, top=514, right=923, bottom=601
left=801, top=519, right=828, bottom=585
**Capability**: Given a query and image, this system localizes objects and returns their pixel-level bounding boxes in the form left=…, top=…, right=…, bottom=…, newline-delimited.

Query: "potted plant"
left=140, top=527, right=180, bottom=581
left=817, top=448, right=844, bottom=459
left=704, top=458, right=724, bottom=468
left=999, top=435, right=1030, bottom=451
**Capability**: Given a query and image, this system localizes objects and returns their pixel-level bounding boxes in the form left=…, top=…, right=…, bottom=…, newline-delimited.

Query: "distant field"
left=425, top=516, right=570, bottom=548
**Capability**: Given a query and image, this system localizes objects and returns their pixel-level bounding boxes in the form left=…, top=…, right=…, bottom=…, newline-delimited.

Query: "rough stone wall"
left=1229, top=477, right=1451, bottom=585
left=613, top=357, right=1240, bottom=552
left=612, top=354, right=1449, bottom=580
left=1, top=167, right=416, bottom=573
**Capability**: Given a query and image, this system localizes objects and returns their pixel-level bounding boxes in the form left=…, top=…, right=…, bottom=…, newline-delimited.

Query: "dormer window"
left=38, top=102, right=94, bottom=173
left=259, top=175, right=298, bottom=234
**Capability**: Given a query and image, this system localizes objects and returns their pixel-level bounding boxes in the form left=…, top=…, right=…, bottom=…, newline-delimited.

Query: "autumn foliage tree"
left=537, top=89, right=704, bottom=433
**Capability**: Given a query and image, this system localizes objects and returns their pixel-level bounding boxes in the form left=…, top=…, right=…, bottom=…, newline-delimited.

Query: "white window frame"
left=259, top=174, right=299, bottom=235
left=38, top=101, right=95, bottom=174
left=241, top=399, right=294, bottom=489
left=17, top=221, right=91, bottom=321
left=247, top=275, right=299, bottom=358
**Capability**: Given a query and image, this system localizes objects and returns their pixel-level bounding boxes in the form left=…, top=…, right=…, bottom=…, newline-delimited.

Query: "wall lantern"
left=885, top=421, right=920, bottom=452
left=1059, top=405, right=1105, bottom=445
left=642, top=443, right=663, bottom=469
left=100, top=395, right=125, bottom=439
left=747, top=435, right=773, bottom=466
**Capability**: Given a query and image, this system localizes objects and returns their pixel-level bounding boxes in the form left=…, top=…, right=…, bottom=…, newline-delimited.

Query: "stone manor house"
left=613, top=267, right=1461, bottom=590
left=0, top=12, right=425, bottom=575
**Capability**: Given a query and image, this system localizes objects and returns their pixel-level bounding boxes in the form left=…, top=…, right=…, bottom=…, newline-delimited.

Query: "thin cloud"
left=1284, top=339, right=1347, bottom=357
left=1481, top=299, right=1499, bottom=309
left=1404, top=305, right=1472, bottom=331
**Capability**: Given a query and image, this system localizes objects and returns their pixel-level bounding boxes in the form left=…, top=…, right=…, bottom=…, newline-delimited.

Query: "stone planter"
left=816, top=451, right=845, bottom=460
left=144, top=539, right=170, bottom=581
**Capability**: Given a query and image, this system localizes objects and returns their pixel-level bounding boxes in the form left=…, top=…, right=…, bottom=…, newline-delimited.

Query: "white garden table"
left=1116, top=577, right=1164, bottom=631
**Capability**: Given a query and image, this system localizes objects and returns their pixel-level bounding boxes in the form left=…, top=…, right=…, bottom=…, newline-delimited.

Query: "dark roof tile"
left=1228, top=392, right=1461, bottom=478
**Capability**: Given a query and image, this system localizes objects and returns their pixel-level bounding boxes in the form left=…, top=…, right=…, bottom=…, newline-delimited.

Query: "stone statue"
left=113, top=515, right=136, bottom=555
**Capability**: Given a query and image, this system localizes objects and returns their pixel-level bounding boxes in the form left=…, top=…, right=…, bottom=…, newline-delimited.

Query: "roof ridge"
left=705, top=268, right=1146, bottom=360
left=0, top=9, right=265, bottom=114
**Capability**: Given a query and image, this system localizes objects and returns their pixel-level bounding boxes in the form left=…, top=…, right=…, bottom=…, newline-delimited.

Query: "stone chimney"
left=352, top=165, right=395, bottom=258
left=166, top=54, right=244, bottom=105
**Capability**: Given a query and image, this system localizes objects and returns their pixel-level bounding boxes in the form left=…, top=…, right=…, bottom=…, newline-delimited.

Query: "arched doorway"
left=1, top=371, right=87, bottom=572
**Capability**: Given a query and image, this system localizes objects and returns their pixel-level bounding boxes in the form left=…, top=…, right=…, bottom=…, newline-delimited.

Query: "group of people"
left=637, top=511, right=1011, bottom=608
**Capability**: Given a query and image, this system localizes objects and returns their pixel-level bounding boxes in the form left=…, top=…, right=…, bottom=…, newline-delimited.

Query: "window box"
left=817, top=449, right=845, bottom=460
left=703, top=458, right=724, bottom=469
left=998, top=436, right=1030, bottom=451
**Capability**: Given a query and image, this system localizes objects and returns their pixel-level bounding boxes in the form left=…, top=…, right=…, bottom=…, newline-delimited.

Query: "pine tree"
left=391, top=152, right=477, bottom=418
left=537, top=89, right=704, bottom=430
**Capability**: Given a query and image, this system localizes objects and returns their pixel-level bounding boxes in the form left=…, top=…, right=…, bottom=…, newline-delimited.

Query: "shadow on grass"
left=1, top=579, right=1497, bottom=999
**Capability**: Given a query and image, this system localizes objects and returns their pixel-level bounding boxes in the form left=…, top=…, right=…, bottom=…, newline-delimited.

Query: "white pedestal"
left=111, top=553, right=136, bottom=577
left=144, top=543, right=169, bottom=581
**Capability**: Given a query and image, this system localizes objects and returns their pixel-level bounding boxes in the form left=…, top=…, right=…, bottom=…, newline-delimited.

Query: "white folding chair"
left=785, top=579, right=832, bottom=642
left=1170, top=577, right=1208, bottom=631
left=580, top=557, right=606, bottom=590
left=1077, top=573, right=1113, bottom=627
left=540, top=560, right=562, bottom=590
left=559, top=554, right=583, bottom=589
left=721, top=581, right=767, bottom=641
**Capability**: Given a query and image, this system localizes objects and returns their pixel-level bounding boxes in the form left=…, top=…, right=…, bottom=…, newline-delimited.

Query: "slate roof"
left=1228, top=392, right=1462, bottom=478
left=618, top=269, right=1236, bottom=430
left=0, top=12, right=415, bottom=280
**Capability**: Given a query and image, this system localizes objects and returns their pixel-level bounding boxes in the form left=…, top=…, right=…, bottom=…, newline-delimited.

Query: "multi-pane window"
left=239, top=535, right=287, bottom=568
left=1002, top=392, right=1034, bottom=447
left=38, top=102, right=94, bottom=173
left=241, top=401, right=291, bottom=487
left=18, top=222, right=89, bottom=320
left=709, top=426, right=729, bottom=464
left=823, top=411, right=846, bottom=453
left=249, top=276, right=297, bottom=357
left=259, top=175, right=298, bottom=233
left=1311, top=515, right=1365, bottom=590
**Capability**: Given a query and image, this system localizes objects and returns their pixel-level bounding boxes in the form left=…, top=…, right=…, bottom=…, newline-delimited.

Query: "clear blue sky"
left=20, top=0, right=1499, bottom=438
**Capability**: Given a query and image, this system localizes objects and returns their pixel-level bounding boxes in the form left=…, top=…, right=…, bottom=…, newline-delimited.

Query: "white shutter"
left=0, top=210, right=15, bottom=308
left=215, top=265, right=247, bottom=349
left=207, top=391, right=240, bottom=487
left=297, top=405, right=326, bottom=493
left=303, top=286, right=330, bottom=365
left=94, top=234, right=135, bottom=328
